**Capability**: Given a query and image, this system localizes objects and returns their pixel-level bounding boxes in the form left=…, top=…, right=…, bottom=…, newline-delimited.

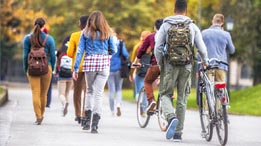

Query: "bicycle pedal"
left=147, top=111, right=154, bottom=116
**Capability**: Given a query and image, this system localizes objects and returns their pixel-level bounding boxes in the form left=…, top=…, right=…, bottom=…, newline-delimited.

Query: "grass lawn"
left=0, top=87, right=3, bottom=95
left=229, top=84, right=261, bottom=116
left=122, top=84, right=261, bottom=116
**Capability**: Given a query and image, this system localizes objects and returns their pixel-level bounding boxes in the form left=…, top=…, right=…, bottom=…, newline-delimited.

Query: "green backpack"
left=166, top=20, right=193, bottom=65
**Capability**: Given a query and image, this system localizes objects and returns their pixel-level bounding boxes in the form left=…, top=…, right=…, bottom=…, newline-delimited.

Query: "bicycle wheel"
left=198, top=85, right=213, bottom=141
left=157, top=96, right=168, bottom=131
left=215, top=88, right=228, bottom=146
left=137, top=87, right=150, bottom=128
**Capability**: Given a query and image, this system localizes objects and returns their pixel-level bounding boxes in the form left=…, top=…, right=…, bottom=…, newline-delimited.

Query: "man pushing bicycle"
left=154, top=0, right=209, bottom=141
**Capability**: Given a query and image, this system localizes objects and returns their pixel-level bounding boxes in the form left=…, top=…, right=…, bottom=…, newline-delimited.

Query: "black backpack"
left=27, top=35, right=49, bottom=76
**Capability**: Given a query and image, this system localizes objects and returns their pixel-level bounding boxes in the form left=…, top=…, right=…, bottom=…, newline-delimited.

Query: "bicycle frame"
left=198, top=58, right=230, bottom=146
left=199, top=69, right=216, bottom=114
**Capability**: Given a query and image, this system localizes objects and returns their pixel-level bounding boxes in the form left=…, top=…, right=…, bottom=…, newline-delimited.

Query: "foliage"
left=1, top=0, right=261, bottom=84
left=220, top=0, right=261, bottom=85
left=1, top=0, right=224, bottom=58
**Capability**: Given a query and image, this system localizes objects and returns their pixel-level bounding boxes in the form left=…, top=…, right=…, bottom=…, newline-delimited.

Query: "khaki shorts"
left=207, top=69, right=226, bottom=82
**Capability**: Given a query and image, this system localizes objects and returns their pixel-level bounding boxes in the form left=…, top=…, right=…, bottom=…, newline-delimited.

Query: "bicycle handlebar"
left=197, top=58, right=229, bottom=71
left=208, top=58, right=229, bottom=66
left=131, top=63, right=151, bottom=68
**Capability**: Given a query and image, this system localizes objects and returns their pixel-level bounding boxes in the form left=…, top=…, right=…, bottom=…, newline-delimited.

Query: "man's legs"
left=144, top=66, right=160, bottom=112
left=134, top=74, right=144, bottom=101
left=160, top=65, right=179, bottom=139
left=46, top=75, right=52, bottom=107
left=175, top=66, right=191, bottom=136
left=73, top=72, right=86, bottom=122
left=215, top=69, right=226, bottom=82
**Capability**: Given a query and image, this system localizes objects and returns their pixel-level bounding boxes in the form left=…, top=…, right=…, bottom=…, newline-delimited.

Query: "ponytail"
left=31, top=17, right=46, bottom=48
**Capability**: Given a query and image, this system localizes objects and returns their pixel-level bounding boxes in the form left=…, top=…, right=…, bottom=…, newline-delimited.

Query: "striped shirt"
left=83, top=54, right=111, bottom=72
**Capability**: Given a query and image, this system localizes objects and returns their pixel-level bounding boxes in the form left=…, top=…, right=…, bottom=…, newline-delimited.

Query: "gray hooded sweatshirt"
left=154, top=15, right=208, bottom=66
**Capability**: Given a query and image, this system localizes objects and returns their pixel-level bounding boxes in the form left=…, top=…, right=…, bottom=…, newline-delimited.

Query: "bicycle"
left=132, top=63, right=168, bottom=132
left=197, top=58, right=230, bottom=146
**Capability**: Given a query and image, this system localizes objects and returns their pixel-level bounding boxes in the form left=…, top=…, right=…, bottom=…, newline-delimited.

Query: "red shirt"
left=136, top=32, right=157, bottom=65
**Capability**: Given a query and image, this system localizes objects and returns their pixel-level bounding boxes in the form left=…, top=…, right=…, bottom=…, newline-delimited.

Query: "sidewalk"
left=1, top=84, right=261, bottom=146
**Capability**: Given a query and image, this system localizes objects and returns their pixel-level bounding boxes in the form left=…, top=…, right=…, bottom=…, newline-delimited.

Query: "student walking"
left=154, top=0, right=209, bottom=141
left=129, top=30, right=151, bottom=101
left=202, top=13, right=235, bottom=83
left=107, top=33, right=129, bottom=116
left=133, top=19, right=163, bottom=114
left=56, top=36, right=73, bottom=116
left=67, top=15, right=88, bottom=124
left=23, top=17, right=56, bottom=125
left=73, top=10, right=117, bottom=133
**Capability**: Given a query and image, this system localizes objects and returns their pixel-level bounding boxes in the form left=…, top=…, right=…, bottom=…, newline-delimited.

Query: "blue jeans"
left=46, top=75, right=53, bottom=107
left=134, top=74, right=144, bottom=101
left=107, top=71, right=123, bottom=112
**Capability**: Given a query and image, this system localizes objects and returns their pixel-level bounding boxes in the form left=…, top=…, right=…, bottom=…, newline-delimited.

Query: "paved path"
left=0, top=86, right=261, bottom=146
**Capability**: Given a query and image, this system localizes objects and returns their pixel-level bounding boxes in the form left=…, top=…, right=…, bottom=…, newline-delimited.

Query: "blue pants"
left=134, top=74, right=144, bottom=101
left=46, top=75, right=53, bottom=107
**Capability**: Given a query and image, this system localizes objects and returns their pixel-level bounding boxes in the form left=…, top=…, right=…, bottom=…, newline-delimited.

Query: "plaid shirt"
left=82, top=54, right=111, bottom=72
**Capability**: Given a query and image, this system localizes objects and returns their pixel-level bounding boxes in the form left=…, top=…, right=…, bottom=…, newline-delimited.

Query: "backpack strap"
left=42, top=35, right=48, bottom=46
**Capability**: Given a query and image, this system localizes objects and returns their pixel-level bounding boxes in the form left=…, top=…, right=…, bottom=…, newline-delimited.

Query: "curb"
left=0, top=85, right=8, bottom=106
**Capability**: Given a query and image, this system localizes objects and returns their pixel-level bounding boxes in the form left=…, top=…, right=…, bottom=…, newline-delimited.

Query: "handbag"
left=119, top=40, right=131, bottom=78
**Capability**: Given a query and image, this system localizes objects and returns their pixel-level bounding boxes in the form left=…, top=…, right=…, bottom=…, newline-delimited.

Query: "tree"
left=0, top=0, right=63, bottom=79
left=220, top=0, right=261, bottom=85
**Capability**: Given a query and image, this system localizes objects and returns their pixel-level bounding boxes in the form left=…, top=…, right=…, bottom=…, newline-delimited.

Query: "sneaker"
left=63, top=103, right=69, bottom=116
left=147, top=101, right=156, bottom=113
left=173, top=133, right=182, bottom=142
left=166, top=118, right=179, bottom=140
left=116, top=107, right=121, bottom=117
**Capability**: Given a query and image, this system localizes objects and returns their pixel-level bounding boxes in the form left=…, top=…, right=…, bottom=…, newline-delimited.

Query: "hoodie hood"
left=163, top=15, right=193, bottom=25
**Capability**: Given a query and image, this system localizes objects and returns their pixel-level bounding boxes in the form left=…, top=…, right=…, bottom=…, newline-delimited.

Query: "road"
left=0, top=85, right=261, bottom=146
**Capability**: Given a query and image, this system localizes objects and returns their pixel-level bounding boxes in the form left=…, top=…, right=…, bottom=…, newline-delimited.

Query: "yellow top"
left=131, top=42, right=141, bottom=62
left=129, top=31, right=151, bottom=77
left=67, top=31, right=84, bottom=72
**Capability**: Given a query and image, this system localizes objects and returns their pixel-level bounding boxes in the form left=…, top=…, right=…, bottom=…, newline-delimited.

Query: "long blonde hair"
left=84, top=10, right=112, bottom=40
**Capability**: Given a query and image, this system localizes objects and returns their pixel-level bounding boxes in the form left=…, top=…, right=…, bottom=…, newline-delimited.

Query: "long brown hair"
left=31, top=17, right=45, bottom=48
left=84, top=10, right=112, bottom=40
